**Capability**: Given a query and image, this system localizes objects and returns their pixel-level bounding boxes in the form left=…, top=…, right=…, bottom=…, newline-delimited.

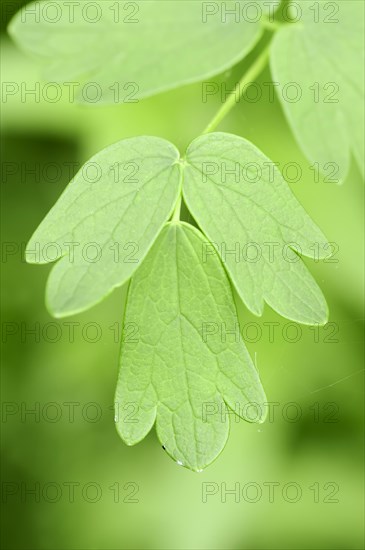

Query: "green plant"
left=8, top=0, right=364, bottom=471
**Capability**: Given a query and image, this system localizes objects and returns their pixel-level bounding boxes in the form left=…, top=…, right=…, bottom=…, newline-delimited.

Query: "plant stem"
left=171, top=195, right=182, bottom=222
left=261, top=18, right=283, bottom=31
left=173, top=40, right=272, bottom=222
left=202, top=42, right=271, bottom=135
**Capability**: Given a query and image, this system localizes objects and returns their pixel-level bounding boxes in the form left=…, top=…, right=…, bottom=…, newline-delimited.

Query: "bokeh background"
left=1, top=1, right=364, bottom=549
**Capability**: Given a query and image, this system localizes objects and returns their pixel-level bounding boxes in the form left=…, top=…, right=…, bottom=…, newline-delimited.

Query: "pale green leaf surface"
left=270, top=0, right=364, bottom=181
left=115, top=222, right=267, bottom=471
left=183, top=132, right=329, bottom=324
left=9, top=0, right=267, bottom=103
left=26, top=137, right=181, bottom=316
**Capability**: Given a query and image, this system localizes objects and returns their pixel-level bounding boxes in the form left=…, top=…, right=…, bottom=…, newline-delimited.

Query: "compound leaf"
left=9, top=0, right=267, bottom=103
left=270, top=0, right=364, bottom=181
left=115, top=222, right=267, bottom=472
left=183, top=132, right=329, bottom=325
left=26, top=136, right=181, bottom=317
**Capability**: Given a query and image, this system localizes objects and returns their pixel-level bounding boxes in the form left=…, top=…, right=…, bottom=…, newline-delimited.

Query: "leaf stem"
left=261, top=18, right=283, bottom=32
left=171, top=195, right=182, bottom=222
left=202, top=42, right=272, bottom=135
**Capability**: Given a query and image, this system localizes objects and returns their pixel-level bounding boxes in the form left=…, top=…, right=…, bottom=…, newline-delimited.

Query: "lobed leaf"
left=270, top=0, right=364, bottom=181
left=115, top=222, right=267, bottom=472
left=183, top=132, right=330, bottom=325
left=9, top=0, right=267, bottom=103
left=26, top=132, right=331, bottom=468
left=26, top=136, right=181, bottom=316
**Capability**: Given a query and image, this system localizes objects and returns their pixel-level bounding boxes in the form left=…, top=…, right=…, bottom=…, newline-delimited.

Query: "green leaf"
left=26, top=131, right=330, bottom=468
left=26, top=136, right=181, bottom=317
left=270, top=0, right=364, bottom=182
left=9, top=0, right=266, bottom=103
left=183, top=132, right=329, bottom=325
left=115, top=222, right=267, bottom=472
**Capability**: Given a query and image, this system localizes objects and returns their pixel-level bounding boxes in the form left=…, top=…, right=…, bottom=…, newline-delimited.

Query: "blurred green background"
left=1, top=2, right=364, bottom=549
